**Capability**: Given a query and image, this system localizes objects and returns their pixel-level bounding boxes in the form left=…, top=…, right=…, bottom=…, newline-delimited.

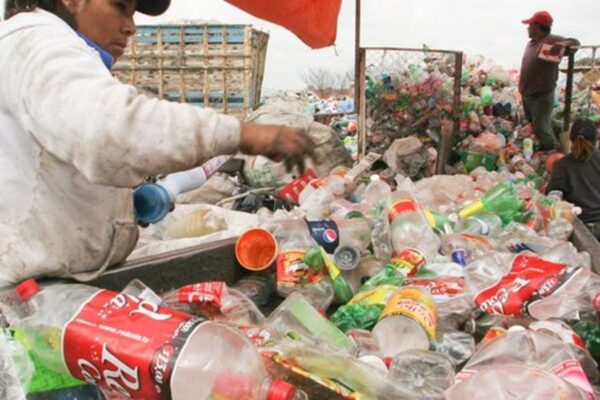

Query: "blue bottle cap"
left=133, top=183, right=172, bottom=224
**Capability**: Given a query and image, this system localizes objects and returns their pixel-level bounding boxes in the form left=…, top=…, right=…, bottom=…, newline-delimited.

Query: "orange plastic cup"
left=235, top=228, right=278, bottom=271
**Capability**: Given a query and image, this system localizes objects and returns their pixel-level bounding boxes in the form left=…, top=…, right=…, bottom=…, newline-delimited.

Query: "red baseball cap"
left=522, top=11, right=554, bottom=27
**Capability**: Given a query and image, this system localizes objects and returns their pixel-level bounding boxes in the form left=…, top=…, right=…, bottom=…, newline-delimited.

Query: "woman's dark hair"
left=4, top=0, right=76, bottom=27
left=571, top=118, right=598, bottom=162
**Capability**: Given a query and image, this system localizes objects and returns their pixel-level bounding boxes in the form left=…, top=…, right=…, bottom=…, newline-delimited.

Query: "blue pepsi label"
left=306, top=219, right=339, bottom=253
left=452, top=249, right=469, bottom=267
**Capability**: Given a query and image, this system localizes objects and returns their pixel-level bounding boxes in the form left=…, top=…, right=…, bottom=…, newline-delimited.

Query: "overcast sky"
left=2, top=0, right=598, bottom=91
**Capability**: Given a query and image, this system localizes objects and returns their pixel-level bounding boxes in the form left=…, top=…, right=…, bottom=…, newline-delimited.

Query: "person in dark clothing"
left=547, top=119, right=600, bottom=238
left=519, top=11, right=579, bottom=151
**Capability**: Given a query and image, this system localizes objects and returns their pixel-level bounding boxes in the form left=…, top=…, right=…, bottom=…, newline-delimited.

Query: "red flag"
left=225, top=0, right=342, bottom=49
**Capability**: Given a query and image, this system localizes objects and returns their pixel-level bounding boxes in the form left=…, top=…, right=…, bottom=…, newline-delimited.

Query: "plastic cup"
left=235, top=228, right=278, bottom=271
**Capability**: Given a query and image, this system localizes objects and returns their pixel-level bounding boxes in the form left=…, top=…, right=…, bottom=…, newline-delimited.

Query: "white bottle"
left=12, top=280, right=305, bottom=400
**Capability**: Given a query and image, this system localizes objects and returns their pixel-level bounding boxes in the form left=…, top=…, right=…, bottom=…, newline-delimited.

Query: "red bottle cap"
left=267, top=380, right=297, bottom=400
left=15, top=279, right=40, bottom=301
left=384, top=357, right=394, bottom=368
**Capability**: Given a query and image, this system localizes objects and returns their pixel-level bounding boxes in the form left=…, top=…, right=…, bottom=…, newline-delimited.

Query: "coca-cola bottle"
left=11, top=280, right=305, bottom=400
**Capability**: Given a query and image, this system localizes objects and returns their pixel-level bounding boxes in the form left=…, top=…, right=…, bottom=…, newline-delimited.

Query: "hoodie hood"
left=0, top=9, right=72, bottom=42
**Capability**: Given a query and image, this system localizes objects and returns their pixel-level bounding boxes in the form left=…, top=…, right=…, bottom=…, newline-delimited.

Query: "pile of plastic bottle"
left=348, top=53, right=599, bottom=176
left=307, top=96, right=355, bottom=115
left=3, top=153, right=600, bottom=400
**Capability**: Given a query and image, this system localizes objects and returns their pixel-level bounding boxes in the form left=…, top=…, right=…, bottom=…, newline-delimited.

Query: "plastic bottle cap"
left=383, top=357, right=394, bottom=368
left=333, top=245, right=361, bottom=271
left=235, top=228, right=278, bottom=271
left=16, top=279, right=40, bottom=301
left=268, top=380, right=297, bottom=400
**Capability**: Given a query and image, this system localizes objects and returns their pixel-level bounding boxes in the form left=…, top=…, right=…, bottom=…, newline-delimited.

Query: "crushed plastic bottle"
left=466, top=252, right=590, bottom=320
left=449, top=329, right=595, bottom=400
left=452, top=213, right=503, bottom=237
left=9, top=280, right=305, bottom=400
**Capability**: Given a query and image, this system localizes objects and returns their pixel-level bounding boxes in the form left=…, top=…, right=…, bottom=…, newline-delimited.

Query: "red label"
left=176, top=282, right=227, bottom=309
left=407, top=277, right=465, bottom=297
left=388, top=199, right=419, bottom=223
left=278, top=168, right=319, bottom=203
left=474, top=255, right=583, bottom=317
left=390, top=248, right=426, bottom=276
left=63, top=290, right=203, bottom=399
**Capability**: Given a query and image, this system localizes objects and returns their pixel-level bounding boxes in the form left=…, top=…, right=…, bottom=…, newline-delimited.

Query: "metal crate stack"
left=113, top=24, right=269, bottom=118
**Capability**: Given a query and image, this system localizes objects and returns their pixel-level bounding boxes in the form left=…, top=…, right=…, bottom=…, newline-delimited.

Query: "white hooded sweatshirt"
left=0, top=10, right=241, bottom=286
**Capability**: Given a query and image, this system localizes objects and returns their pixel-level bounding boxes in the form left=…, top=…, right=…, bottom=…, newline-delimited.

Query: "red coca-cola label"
left=62, top=290, right=203, bottom=399
left=474, top=255, right=583, bottom=317
left=176, top=282, right=227, bottom=309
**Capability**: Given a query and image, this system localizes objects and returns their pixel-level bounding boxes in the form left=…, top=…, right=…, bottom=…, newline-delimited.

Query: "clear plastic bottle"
left=446, top=364, right=587, bottom=400
left=11, top=280, right=305, bottom=400
left=266, top=292, right=356, bottom=355
left=372, top=286, right=438, bottom=358
left=363, top=175, right=392, bottom=207
left=439, top=233, right=497, bottom=267
left=274, top=229, right=334, bottom=310
left=448, top=330, right=594, bottom=400
left=387, top=191, right=441, bottom=272
left=465, top=252, right=590, bottom=320
left=452, top=213, right=503, bottom=237
left=387, top=349, right=455, bottom=399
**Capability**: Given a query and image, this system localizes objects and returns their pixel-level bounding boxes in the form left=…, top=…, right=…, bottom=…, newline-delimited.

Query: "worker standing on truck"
left=0, top=0, right=315, bottom=286
left=519, top=10, right=579, bottom=151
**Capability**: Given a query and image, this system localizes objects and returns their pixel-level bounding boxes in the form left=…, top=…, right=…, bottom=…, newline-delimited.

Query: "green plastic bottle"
left=321, top=248, right=354, bottom=304
left=459, top=181, right=524, bottom=220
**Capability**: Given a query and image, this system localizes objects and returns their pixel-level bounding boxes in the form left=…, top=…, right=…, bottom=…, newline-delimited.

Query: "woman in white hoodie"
left=0, top=0, right=315, bottom=286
